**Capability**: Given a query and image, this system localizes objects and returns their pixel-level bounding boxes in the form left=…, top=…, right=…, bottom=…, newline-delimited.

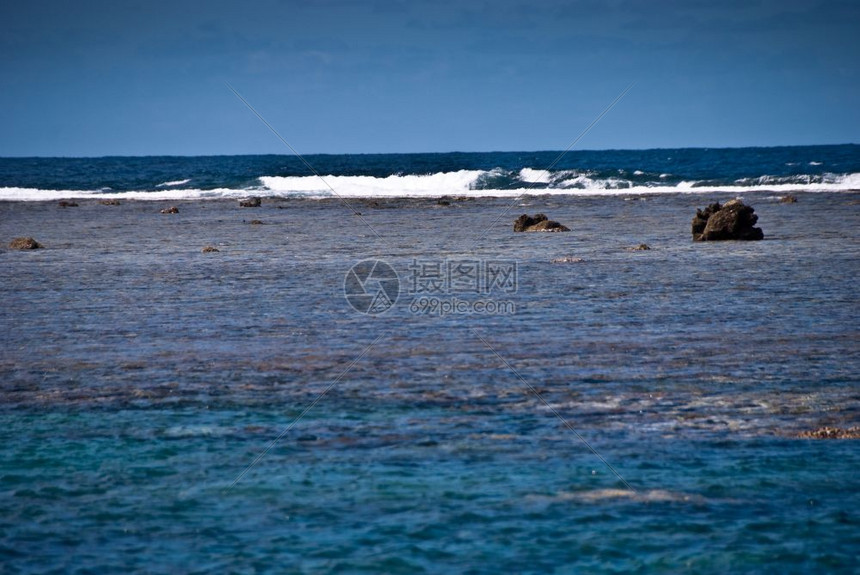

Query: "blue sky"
left=1, top=0, right=858, bottom=156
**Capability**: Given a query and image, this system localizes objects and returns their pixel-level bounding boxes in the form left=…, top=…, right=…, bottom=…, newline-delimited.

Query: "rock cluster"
left=514, top=214, right=570, bottom=232
left=692, top=200, right=763, bottom=241
left=100, top=199, right=121, bottom=206
left=239, top=197, right=261, bottom=208
left=160, top=206, right=179, bottom=214
left=798, top=426, right=859, bottom=439
left=201, top=245, right=220, bottom=253
left=58, top=201, right=78, bottom=207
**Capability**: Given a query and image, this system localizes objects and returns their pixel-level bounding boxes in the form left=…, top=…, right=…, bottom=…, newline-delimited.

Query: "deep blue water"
left=1, top=148, right=859, bottom=572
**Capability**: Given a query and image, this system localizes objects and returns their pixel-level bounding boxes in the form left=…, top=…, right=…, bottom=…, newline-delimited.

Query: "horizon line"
left=1, top=142, right=858, bottom=160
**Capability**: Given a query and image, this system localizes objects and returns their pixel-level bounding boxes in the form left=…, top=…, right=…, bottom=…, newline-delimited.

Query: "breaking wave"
left=1, top=170, right=858, bottom=201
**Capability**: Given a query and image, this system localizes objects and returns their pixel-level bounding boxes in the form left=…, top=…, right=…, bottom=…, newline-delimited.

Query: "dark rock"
left=514, top=213, right=570, bottom=232
left=58, top=200, right=79, bottom=207
left=249, top=219, right=264, bottom=225
left=435, top=196, right=469, bottom=206
left=239, top=197, right=262, bottom=208
left=100, top=199, right=121, bottom=206
left=627, top=243, right=651, bottom=251
left=692, top=200, right=763, bottom=241
left=201, top=245, right=220, bottom=253
left=691, top=203, right=720, bottom=238
left=9, top=237, right=42, bottom=250
left=160, top=206, right=179, bottom=214
left=779, top=194, right=798, bottom=204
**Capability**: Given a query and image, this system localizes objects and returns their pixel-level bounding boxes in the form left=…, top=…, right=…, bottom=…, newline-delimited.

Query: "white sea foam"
left=260, top=170, right=484, bottom=197
left=0, top=187, right=247, bottom=201
left=518, top=168, right=551, bottom=184
left=156, top=179, right=192, bottom=187
left=2, top=171, right=858, bottom=201
left=557, top=175, right=631, bottom=189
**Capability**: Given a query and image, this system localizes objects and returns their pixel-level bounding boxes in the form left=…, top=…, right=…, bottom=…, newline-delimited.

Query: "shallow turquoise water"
left=1, top=193, right=858, bottom=572
left=1, top=409, right=858, bottom=572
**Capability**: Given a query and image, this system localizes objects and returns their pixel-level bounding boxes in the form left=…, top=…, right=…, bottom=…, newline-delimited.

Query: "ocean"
left=1, top=145, right=859, bottom=201
left=1, top=145, right=859, bottom=573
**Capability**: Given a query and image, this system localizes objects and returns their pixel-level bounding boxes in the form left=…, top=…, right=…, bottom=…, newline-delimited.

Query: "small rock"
left=9, top=237, right=43, bottom=250
left=249, top=220, right=264, bottom=225
left=779, top=194, right=798, bottom=204
left=100, top=199, right=121, bottom=206
left=201, top=246, right=220, bottom=253
left=551, top=256, right=585, bottom=264
left=514, top=213, right=570, bottom=232
left=58, top=200, right=79, bottom=207
left=239, top=197, right=262, bottom=208
left=160, top=206, right=179, bottom=214
left=626, top=243, right=651, bottom=251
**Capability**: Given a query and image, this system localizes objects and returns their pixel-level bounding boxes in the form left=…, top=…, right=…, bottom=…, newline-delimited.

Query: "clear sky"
left=1, top=0, right=858, bottom=156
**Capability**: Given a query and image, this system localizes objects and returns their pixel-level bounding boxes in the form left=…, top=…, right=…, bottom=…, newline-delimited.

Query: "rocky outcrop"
left=239, top=197, right=261, bottom=208
left=160, top=206, right=179, bottom=214
left=58, top=200, right=78, bottom=207
left=692, top=200, right=763, bottom=241
left=9, top=237, right=42, bottom=250
left=779, top=194, right=797, bottom=204
left=514, top=213, right=570, bottom=232
left=201, top=245, right=220, bottom=253
left=626, top=243, right=651, bottom=251
left=798, top=426, right=859, bottom=439
left=100, top=199, right=121, bottom=206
